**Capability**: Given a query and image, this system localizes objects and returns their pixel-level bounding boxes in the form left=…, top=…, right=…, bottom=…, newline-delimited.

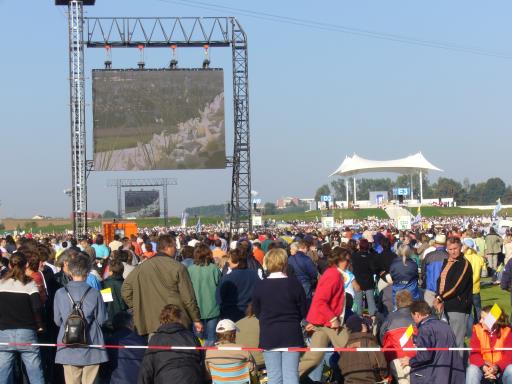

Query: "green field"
left=406, top=206, right=499, bottom=217
left=4, top=206, right=507, bottom=234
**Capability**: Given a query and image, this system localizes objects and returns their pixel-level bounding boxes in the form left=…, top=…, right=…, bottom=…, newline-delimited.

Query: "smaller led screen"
left=125, top=190, right=160, bottom=217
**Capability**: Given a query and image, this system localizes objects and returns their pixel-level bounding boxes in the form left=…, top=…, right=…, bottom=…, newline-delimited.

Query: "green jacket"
left=122, top=253, right=201, bottom=336
left=485, top=234, right=503, bottom=255
left=187, top=263, right=221, bottom=319
left=103, top=275, right=128, bottom=322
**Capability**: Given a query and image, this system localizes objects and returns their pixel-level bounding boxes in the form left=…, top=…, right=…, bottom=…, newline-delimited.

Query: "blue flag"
left=180, top=211, right=188, bottom=228
left=492, top=198, right=502, bottom=219
left=196, top=216, right=202, bottom=233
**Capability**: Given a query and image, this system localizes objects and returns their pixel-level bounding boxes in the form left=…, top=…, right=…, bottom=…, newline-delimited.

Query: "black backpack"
left=62, top=285, right=91, bottom=346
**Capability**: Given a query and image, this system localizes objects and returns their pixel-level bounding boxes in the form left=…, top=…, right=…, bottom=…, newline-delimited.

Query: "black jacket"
left=436, top=254, right=473, bottom=314
left=352, top=251, right=376, bottom=290
left=138, top=323, right=205, bottom=384
left=375, top=249, right=398, bottom=279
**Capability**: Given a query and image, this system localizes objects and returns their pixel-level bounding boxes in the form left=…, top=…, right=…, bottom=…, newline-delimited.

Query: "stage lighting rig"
left=169, top=44, right=178, bottom=69
left=137, top=44, right=145, bottom=69
left=104, top=45, right=112, bottom=69
left=202, top=44, right=210, bottom=69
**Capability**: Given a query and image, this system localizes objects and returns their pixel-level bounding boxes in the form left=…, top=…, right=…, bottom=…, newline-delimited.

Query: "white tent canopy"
left=330, top=152, right=443, bottom=204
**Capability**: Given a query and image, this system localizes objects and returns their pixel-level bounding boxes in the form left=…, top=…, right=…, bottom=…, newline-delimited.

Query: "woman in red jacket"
left=298, top=246, right=350, bottom=380
left=467, top=305, right=512, bottom=384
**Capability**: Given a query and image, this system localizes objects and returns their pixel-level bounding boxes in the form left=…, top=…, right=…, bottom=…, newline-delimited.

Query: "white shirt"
left=267, top=272, right=287, bottom=279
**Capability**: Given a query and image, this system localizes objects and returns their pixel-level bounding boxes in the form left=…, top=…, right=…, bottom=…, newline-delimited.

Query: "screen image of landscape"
left=92, top=69, right=225, bottom=171
left=125, top=190, right=160, bottom=217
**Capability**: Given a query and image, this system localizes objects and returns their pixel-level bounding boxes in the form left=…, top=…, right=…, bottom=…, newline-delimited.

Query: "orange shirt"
left=142, top=251, right=156, bottom=259
left=253, top=247, right=265, bottom=265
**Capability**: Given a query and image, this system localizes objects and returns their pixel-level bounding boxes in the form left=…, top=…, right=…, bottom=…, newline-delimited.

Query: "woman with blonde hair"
left=252, top=248, right=307, bottom=383
left=389, top=244, right=420, bottom=308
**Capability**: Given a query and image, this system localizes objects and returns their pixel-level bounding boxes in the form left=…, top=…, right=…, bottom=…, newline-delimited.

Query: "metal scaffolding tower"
left=56, top=3, right=252, bottom=235
left=107, top=178, right=177, bottom=226
left=59, top=0, right=94, bottom=236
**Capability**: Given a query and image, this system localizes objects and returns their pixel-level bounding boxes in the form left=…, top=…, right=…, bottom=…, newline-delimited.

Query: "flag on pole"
left=483, top=304, right=502, bottom=330
left=180, top=211, right=188, bottom=228
left=412, top=206, right=422, bottom=225
left=399, top=324, right=415, bottom=347
left=492, top=198, right=502, bottom=219
left=196, top=216, right=202, bottom=233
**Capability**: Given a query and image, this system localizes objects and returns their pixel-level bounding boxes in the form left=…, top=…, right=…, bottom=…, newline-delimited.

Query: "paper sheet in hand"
left=100, top=287, right=113, bottom=303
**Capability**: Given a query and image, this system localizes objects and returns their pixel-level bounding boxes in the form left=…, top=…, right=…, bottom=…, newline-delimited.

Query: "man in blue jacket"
left=400, top=300, right=465, bottom=384
left=103, top=312, right=146, bottom=384
left=288, top=240, right=318, bottom=305
left=421, top=234, right=447, bottom=306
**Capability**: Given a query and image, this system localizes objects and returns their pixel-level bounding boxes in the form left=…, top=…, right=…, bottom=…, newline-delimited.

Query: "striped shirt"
left=0, top=278, right=42, bottom=330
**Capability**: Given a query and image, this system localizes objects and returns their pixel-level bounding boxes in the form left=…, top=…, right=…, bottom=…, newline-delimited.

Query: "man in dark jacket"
left=400, top=300, right=465, bottom=384
left=288, top=240, right=318, bottom=303
left=434, top=237, right=473, bottom=353
left=351, top=239, right=377, bottom=316
left=375, top=238, right=397, bottom=314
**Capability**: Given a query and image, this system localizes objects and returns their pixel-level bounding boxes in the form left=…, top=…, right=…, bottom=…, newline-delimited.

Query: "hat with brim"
left=434, top=234, right=446, bottom=245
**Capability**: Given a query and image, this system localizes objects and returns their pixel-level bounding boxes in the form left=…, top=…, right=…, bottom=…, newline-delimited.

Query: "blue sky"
left=0, top=0, right=511, bottom=217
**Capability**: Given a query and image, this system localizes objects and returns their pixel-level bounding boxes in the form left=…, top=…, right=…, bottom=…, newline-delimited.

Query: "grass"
left=5, top=206, right=509, bottom=234
left=407, top=206, right=497, bottom=217
left=480, top=280, right=511, bottom=315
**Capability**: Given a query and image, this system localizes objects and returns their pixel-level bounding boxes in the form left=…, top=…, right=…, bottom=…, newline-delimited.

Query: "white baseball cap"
left=216, top=319, right=239, bottom=333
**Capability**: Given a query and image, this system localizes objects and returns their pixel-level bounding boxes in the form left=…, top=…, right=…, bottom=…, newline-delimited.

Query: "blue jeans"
left=263, top=351, right=300, bottom=384
left=193, top=317, right=218, bottom=346
left=354, top=289, right=377, bottom=316
left=0, top=329, right=44, bottom=384
left=466, top=364, right=512, bottom=384
left=468, top=294, right=482, bottom=337
left=308, top=351, right=333, bottom=382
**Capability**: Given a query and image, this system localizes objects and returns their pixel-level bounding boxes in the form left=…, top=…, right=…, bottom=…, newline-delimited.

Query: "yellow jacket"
left=464, top=249, right=485, bottom=294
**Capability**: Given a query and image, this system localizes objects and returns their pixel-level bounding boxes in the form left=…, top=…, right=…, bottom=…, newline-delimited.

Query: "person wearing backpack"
left=54, top=251, right=108, bottom=384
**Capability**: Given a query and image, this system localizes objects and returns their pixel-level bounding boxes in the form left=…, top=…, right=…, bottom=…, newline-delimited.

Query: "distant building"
left=68, top=212, right=101, bottom=219
left=275, top=197, right=301, bottom=209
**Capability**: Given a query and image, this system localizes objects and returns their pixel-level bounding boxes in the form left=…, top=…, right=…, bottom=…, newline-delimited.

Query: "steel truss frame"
left=62, top=4, right=252, bottom=235
left=68, top=1, right=88, bottom=236
left=107, top=178, right=178, bottom=227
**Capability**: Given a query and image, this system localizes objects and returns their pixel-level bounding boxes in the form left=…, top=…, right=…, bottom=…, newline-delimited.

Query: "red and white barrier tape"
left=1, top=342, right=511, bottom=352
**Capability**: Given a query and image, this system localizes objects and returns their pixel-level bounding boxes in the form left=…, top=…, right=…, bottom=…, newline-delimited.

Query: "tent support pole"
left=419, top=170, right=423, bottom=204
left=345, top=178, right=349, bottom=208
left=353, top=176, right=357, bottom=205
left=410, top=174, right=414, bottom=201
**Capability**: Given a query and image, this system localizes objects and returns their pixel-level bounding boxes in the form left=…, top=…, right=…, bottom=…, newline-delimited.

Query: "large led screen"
left=93, top=69, right=225, bottom=170
left=125, top=190, right=160, bottom=217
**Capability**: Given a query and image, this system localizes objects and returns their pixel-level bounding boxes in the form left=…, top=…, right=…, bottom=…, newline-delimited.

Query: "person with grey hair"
left=390, top=244, right=420, bottom=308
left=53, top=252, right=108, bottom=384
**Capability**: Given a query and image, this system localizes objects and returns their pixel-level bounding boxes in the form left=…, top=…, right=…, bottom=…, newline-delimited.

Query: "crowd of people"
left=0, top=219, right=512, bottom=384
